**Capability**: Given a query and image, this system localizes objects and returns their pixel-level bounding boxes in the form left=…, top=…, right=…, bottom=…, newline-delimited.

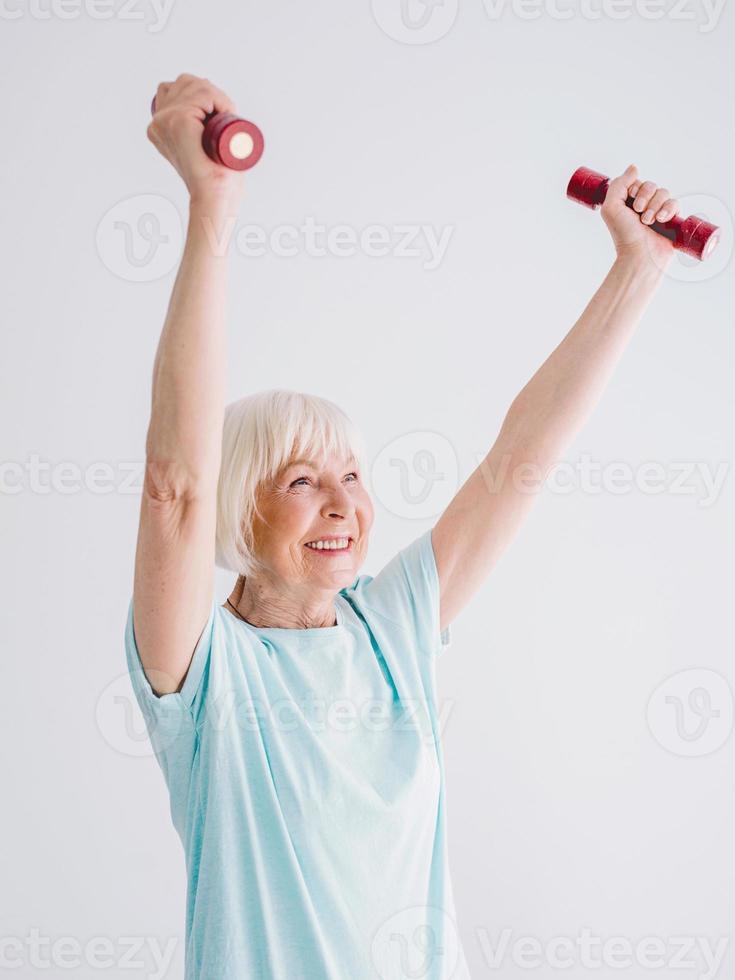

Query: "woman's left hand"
left=601, top=163, right=681, bottom=266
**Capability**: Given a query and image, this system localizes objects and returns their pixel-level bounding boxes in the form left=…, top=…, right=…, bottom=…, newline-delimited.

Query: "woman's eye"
left=290, top=472, right=358, bottom=488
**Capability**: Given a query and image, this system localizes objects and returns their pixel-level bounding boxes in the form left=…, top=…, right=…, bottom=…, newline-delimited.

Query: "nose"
left=321, top=483, right=355, bottom=519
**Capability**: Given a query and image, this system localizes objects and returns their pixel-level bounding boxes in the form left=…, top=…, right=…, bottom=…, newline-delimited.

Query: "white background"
left=2, top=0, right=734, bottom=977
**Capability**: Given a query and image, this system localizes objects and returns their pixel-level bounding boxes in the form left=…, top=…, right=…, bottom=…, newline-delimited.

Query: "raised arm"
left=433, top=164, right=680, bottom=632
left=133, top=75, right=246, bottom=696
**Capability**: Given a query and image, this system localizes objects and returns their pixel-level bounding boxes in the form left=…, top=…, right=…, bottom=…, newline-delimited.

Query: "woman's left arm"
left=433, top=164, right=680, bottom=632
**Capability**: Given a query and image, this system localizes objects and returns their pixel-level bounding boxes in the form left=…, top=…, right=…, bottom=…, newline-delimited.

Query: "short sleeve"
left=124, top=597, right=217, bottom=798
left=354, top=527, right=452, bottom=658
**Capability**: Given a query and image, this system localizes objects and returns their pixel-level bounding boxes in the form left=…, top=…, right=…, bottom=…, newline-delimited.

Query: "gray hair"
left=215, top=389, right=369, bottom=576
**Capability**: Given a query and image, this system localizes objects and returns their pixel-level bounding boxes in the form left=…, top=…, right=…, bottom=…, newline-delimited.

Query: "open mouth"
left=304, top=537, right=353, bottom=554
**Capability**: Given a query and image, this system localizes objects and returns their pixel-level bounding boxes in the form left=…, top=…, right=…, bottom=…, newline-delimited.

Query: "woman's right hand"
left=148, top=74, right=247, bottom=204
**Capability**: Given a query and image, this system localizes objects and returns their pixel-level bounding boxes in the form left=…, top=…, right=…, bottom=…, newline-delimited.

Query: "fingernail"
left=643, top=210, right=654, bottom=223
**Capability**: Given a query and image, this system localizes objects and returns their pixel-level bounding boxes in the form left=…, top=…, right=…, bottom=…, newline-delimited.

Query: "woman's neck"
left=226, top=575, right=338, bottom=629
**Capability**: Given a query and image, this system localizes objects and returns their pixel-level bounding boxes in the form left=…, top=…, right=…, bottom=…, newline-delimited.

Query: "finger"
left=176, top=77, right=237, bottom=117
left=200, top=80, right=237, bottom=117
left=607, top=164, right=639, bottom=202
left=642, top=187, right=671, bottom=225
left=654, top=198, right=680, bottom=223
left=152, top=81, right=172, bottom=114
left=153, top=76, right=198, bottom=112
left=632, top=180, right=657, bottom=214
left=628, top=180, right=642, bottom=199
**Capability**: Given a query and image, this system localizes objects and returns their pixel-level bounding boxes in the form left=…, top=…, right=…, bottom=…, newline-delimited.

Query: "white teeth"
left=305, top=538, right=350, bottom=550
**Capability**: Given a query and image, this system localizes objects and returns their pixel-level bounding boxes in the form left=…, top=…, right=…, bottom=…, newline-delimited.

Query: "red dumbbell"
left=567, top=166, right=720, bottom=261
left=150, top=95, right=264, bottom=171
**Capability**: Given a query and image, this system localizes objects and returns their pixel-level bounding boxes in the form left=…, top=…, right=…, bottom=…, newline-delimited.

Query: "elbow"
left=498, top=403, right=561, bottom=469
left=143, top=457, right=218, bottom=503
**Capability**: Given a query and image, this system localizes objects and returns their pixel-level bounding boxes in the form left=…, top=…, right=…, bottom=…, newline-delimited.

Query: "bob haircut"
left=215, top=389, right=369, bottom=576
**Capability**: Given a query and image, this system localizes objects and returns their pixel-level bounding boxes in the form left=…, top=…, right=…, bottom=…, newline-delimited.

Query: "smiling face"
left=250, top=452, right=374, bottom=595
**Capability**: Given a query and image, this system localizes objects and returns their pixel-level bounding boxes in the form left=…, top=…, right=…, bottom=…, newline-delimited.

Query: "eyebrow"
left=281, top=457, right=357, bottom=473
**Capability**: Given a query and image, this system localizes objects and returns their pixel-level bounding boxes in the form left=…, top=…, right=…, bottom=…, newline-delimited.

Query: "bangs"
left=215, top=389, right=368, bottom=575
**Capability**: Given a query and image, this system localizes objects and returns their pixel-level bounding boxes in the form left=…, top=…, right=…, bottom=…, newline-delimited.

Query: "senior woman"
left=126, top=74, right=681, bottom=980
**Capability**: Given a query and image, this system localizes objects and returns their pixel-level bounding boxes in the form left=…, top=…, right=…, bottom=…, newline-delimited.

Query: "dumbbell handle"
left=567, top=166, right=720, bottom=261
left=150, top=94, right=264, bottom=172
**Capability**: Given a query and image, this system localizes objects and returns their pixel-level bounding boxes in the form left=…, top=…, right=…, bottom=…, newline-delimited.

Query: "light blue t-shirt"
left=124, top=527, right=471, bottom=980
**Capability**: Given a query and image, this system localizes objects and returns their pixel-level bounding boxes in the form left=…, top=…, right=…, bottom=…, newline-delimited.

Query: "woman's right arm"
left=133, top=75, right=246, bottom=696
